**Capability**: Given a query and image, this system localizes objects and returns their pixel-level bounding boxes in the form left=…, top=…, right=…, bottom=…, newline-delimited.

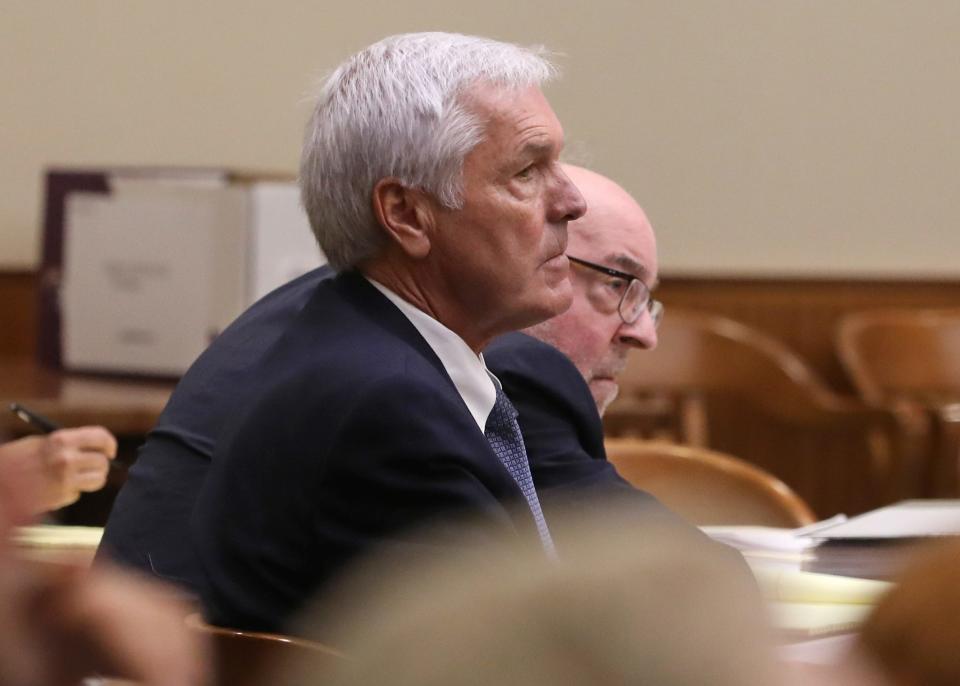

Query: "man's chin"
left=497, top=278, right=572, bottom=336
left=590, top=379, right=619, bottom=415
left=522, top=282, right=573, bottom=326
left=544, top=277, right=574, bottom=315
left=548, top=288, right=574, bottom=319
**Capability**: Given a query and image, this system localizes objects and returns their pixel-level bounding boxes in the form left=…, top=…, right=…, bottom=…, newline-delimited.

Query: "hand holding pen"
left=3, top=403, right=119, bottom=514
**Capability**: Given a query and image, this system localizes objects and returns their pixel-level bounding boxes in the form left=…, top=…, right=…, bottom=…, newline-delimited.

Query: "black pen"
left=9, top=402, right=61, bottom=433
left=9, top=402, right=122, bottom=471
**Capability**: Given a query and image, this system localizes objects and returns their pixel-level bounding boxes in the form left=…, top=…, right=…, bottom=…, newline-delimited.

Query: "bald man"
left=100, top=165, right=667, bottom=594
left=527, top=165, right=660, bottom=414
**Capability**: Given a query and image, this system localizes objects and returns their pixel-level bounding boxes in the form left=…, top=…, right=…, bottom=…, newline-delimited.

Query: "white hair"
left=299, top=32, right=557, bottom=270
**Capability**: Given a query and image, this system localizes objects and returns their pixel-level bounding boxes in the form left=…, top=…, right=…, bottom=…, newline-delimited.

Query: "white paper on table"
left=702, top=514, right=849, bottom=554
left=701, top=526, right=819, bottom=553
left=812, top=500, right=960, bottom=539
left=752, top=567, right=892, bottom=605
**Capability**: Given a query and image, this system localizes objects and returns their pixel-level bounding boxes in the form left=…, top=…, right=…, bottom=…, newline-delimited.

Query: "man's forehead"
left=569, top=216, right=657, bottom=284
left=466, top=84, right=560, bottom=135
left=461, top=84, right=566, bottom=178
left=462, top=79, right=544, bottom=108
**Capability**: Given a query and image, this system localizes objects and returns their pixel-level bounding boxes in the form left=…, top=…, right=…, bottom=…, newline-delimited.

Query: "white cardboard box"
left=59, top=176, right=323, bottom=376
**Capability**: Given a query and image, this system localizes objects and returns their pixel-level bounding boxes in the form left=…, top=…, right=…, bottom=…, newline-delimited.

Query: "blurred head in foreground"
left=284, top=504, right=778, bottom=686
left=857, top=539, right=960, bottom=686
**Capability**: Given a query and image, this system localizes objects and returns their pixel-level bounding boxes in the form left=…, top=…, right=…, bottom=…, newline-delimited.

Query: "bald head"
left=562, top=165, right=657, bottom=281
left=526, top=165, right=659, bottom=414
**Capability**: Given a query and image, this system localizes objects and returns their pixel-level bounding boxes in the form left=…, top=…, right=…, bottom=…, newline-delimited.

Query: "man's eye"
left=605, top=277, right=628, bottom=294
left=516, top=164, right=536, bottom=180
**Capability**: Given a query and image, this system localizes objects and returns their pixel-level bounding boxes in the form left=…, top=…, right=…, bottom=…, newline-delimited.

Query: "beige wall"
left=2, top=1, right=958, bottom=277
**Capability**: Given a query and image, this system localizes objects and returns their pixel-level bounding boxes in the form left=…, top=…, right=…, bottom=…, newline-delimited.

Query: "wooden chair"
left=605, top=438, right=816, bottom=527
left=185, top=613, right=345, bottom=686
left=604, top=308, right=908, bottom=516
left=837, top=308, right=960, bottom=496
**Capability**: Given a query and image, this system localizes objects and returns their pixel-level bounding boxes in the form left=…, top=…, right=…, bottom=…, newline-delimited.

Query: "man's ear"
left=372, top=178, right=433, bottom=259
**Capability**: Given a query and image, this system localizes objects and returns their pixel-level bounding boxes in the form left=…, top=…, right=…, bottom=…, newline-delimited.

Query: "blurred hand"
left=0, top=559, right=209, bottom=686
left=0, top=427, right=117, bottom=514
left=0, top=448, right=208, bottom=686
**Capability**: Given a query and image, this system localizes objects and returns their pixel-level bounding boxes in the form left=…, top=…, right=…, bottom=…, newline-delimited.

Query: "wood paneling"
left=604, top=308, right=912, bottom=516
left=5, top=269, right=960, bottom=386
left=0, top=271, right=37, bottom=358
left=656, top=276, right=960, bottom=392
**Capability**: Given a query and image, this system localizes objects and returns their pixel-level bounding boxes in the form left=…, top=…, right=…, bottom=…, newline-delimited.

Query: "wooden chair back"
left=606, top=438, right=816, bottom=527
left=610, top=309, right=854, bottom=419
left=604, top=308, right=904, bottom=515
left=837, top=308, right=960, bottom=405
left=837, top=308, right=960, bottom=496
left=185, top=613, right=345, bottom=686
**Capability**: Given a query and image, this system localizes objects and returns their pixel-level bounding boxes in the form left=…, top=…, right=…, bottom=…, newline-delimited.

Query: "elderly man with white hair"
left=100, top=34, right=680, bottom=635
left=187, top=32, right=585, bottom=632
left=101, top=164, right=670, bottom=627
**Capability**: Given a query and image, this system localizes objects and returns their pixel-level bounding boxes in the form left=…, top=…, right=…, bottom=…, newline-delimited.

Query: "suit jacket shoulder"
left=99, top=266, right=333, bottom=586
left=193, top=274, right=534, bottom=632
left=154, top=265, right=333, bottom=458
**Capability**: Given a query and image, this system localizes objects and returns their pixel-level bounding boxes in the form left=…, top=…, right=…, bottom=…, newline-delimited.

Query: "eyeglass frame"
left=566, top=255, right=664, bottom=327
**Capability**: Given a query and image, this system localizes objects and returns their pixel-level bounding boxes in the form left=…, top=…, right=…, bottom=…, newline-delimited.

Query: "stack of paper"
left=702, top=521, right=893, bottom=636
left=807, top=500, right=960, bottom=580
left=701, top=520, right=838, bottom=571
left=702, top=525, right=819, bottom=553
left=753, top=567, right=892, bottom=636
left=753, top=567, right=891, bottom=605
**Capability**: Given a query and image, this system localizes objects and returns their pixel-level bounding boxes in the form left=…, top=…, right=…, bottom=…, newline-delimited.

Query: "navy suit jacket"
left=100, top=267, right=662, bottom=631
left=191, top=270, right=541, bottom=631
left=100, top=267, right=334, bottom=590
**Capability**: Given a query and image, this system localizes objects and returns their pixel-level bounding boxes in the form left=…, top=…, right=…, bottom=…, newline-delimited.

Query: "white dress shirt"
left=366, top=277, right=498, bottom=432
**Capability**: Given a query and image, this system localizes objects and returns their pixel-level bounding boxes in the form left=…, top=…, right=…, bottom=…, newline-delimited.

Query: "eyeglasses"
left=567, top=255, right=664, bottom=327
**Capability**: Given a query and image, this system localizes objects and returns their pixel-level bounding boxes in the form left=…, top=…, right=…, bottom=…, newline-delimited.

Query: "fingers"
left=1, top=426, right=118, bottom=513
left=74, top=465, right=111, bottom=492
left=47, top=464, right=110, bottom=511
left=47, top=426, right=118, bottom=460
left=39, top=426, right=118, bottom=512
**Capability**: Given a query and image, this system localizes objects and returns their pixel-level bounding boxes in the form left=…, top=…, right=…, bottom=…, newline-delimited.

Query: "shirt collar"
left=365, top=277, right=498, bottom=431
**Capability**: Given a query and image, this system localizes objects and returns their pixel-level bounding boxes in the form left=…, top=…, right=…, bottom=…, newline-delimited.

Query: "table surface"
left=0, top=358, right=175, bottom=436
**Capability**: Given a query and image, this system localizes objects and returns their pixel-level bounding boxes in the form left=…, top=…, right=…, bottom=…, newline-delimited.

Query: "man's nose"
left=548, top=167, right=587, bottom=223
left=617, top=311, right=658, bottom=350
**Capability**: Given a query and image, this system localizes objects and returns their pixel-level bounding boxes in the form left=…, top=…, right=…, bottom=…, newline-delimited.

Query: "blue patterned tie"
left=484, top=385, right=557, bottom=557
